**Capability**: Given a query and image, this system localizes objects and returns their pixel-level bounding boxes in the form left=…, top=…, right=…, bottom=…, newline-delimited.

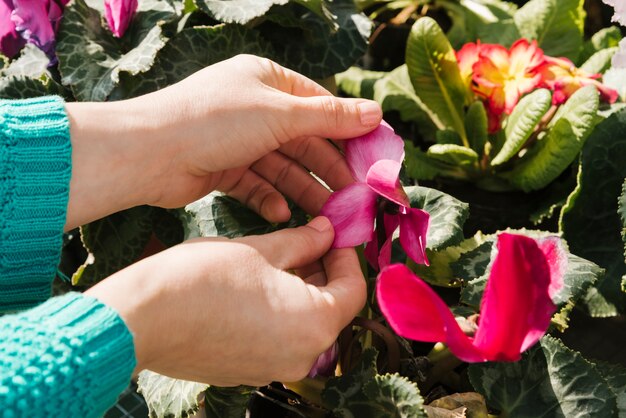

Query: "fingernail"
left=308, top=216, right=331, bottom=232
left=358, top=101, right=382, bottom=127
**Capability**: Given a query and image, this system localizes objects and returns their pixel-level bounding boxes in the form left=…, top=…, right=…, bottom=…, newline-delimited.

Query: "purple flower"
left=11, top=0, right=64, bottom=58
left=0, top=0, right=25, bottom=58
left=320, top=121, right=430, bottom=270
left=104, top=0, right=138, bottom=38
left=307, top=341, right=338, bottom=378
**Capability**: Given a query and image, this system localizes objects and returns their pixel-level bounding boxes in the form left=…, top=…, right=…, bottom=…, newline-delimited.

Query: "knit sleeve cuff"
left=0, top=96, right=71, bottom=311
left=0, top=292, right=137, bottom=417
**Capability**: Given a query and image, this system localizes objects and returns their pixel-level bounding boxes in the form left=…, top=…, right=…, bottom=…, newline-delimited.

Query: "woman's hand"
left=85, top=217, right=366, bottom=386
left=64, top=55, right=382, bottom=229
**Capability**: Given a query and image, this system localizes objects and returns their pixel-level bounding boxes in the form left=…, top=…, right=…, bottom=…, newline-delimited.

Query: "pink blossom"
left=11, top=0, right=64, bottom=58
left=376, top=233, right=566, bottom=362
left=0, top=0, right=25, bottom=58
left=307, top=341, right=338, bottom=378
left=320, top=122, right=429, bottom=270
left=104, top=0, right=138, bottom=38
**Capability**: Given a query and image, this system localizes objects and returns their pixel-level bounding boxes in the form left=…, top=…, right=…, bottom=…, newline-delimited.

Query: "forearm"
left=0, top=293, right=136, bottom=417
left=64, top=99, right=165, bottom=230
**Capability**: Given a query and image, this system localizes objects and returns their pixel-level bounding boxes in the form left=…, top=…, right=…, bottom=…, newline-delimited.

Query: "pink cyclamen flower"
left=320, top=121, right=430, bottom=271
left=376, top=233, right=566, bottom=362
left=0, top=0, right=25, bottom=58
left=11, top=0, right=64, bottom=58
left=538, top=56, right=618, bottom=105
left=104, top=0, right=138, bottom=38
left=307, top=341, right=338, bottom=378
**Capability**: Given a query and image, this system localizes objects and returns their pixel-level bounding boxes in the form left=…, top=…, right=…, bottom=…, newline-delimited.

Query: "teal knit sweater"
left=0, top=97, right=137, bottom=417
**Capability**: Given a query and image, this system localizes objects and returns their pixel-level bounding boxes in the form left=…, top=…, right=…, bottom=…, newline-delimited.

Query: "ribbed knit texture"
left=0, top=292, right=137, bottom=417
left=0, top=97, right=137, bottom=417
left=0, top=96, right=71, bottom=311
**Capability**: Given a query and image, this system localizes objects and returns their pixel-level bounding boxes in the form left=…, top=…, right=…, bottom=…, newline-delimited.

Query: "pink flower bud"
left=104, top=0, right=138, bottom=38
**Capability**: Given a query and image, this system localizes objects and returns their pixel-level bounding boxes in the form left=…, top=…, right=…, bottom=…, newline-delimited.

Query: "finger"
left=220, top=169, right=291, bottom=223
left=263, top=60, right=333, bottom=98
left=251, top=151, right=331, bottom=216
left=295, top=260, right=327, bottom=286
left=243, top=217, right=334, bottom=270
left=285, top=95, right=383, bottom=140
left=321, top=248, right=367, bottom=326
left=279, top=137, right=353, bottom=191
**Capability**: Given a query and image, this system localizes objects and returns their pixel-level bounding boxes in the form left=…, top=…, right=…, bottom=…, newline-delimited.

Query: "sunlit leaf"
left=560, top=108, right=626, bottom=316
left=469, top=336, right=618, bottom=417
left=137, top=370, right=208, bottom=418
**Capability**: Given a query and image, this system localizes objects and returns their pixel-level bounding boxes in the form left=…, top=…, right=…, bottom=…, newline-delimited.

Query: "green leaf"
left=502, top=85, right=599, bottom=192
left=373, top=65, right=438, bottom=140
left=619, top=178, right=626, bottom=261
left=72, top=206, right=155, bottom=286
left=195, top=0, right=289, bottom=23
left=56, top=0, right=175, bottom=101
left=204, top=386, right=253, bottom=418
left=137, top=370, right=208, bottom=418
left=0, top=76, right=70, bottom=100
left=258, top=0, right=372, bottom=79
left=594, top=362, right=626, bottom=417
left=439, top=0, right=517, bottom=48
left=336, top=67, right=387, bottom=100
left=412, top=233, right=487, bottom=288
left=436, top=130, right=463, bottom=146
left=1, top=44, right=50, bottom=79
left=492, top=89, right=552, bottom=167
left=469, top=336, right=618, bottom=418
left=580, top=47, right=618, bottom=75
left=514, top=0, right=585, bottom=60
left=465, top=101, right=488, bottom=155
left=476, top=18, right=520, bottom=47
left=404, top=142, right=449, bottom=181
left=185, top=193, right=307, bottom=238
left=322, top=348, right=426, bottom=418
left=405, top=185, right=469, bottom=251
left=152, top=208, right=185, bottom=248
left=426, top=144, right=479, bottom=168
left=579, top=26, right=622, bottom=64
left=405, top=17, right=469, bottom=142
left=561, top=109, right=626, bottom=316
left=195, top=0, right=334, bottom=27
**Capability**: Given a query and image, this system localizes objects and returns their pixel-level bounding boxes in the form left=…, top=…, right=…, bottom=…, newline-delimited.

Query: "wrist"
left=64, top=100, right=163, bottom=229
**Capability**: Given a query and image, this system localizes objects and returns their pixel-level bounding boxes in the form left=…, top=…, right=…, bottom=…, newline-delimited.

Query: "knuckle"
left=319, top=97, right=343, bottom=131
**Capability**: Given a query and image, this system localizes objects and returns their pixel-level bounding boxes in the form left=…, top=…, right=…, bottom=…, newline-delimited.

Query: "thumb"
left=244, top=217, right=335, bottom=270
left=289, top=96, right=382, bottom=140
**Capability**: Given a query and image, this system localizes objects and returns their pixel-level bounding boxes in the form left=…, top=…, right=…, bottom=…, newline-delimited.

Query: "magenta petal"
left=0, top=0, right=24, bottom=58
left=320, top=183, right=378, bottom=248
left=376, top=213, right=400, bottom=270
left=473, top=233, right=561, bottom=361
left=104, top=0, right=138, bottom=37
left=307, top=341, right=338, bottom=378
left=399, top=208, right=430, bottom=266
left=12, top=0, right=56, bottom=56
left=346, top=121, right=405, bottom=183
left=377, top=264, right=484, bottom=362
left=365, top=159, right=409, bottom=207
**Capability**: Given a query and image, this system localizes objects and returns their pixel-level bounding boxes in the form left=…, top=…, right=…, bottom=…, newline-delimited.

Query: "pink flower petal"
left=377, top=264, right=484, bottom=362
left=307, top=341, right=338, bottom=378
left=346, top=121, right=405, bottom=183
left=399, top=207, right=430, bottom=266
left=472, top=233, right=563, bottom=361
left=105, top=0, right=138, bottom=38
left=11, top=0, right=57, bottom=56
left=364, top=213, right=400, bottom=270
left=365, top=159, right=409, bottom=207
left=0, top=0, right=24, bottom=58
left=320, top=183, right=378, bottom=248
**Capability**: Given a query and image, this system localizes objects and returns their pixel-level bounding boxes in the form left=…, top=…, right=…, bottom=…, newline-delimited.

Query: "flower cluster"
left=322, top=123, right=567, bottom=363
left=0, top=0, right=138, bottom=59
left=457, top=39, right=618, bottom=133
